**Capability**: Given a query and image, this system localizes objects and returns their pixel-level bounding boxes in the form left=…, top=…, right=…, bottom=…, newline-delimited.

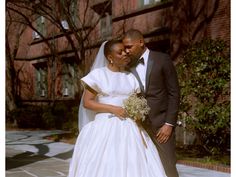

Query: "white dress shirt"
left=136, top=48, right=150, bottom=91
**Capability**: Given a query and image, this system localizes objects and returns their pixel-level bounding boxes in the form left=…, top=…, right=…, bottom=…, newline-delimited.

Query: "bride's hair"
left=104, top=39, right=122, bottom=58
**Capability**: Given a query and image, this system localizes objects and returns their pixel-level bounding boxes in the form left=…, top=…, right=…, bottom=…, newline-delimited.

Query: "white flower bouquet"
left=123, top=93, right=150, bottom=148
left=123, top=93, right=150, bottom=122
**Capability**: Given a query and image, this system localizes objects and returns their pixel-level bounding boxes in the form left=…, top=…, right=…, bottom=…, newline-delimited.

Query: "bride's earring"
left=110, top=60, right=113, bottom=65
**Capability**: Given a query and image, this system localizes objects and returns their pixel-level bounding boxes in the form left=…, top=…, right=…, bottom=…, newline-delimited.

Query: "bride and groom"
left=68, top=29, right=180, bottom=177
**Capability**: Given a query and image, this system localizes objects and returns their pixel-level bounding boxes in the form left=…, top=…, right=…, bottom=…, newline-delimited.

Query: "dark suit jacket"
left=132, top=50, right=180, bottom=131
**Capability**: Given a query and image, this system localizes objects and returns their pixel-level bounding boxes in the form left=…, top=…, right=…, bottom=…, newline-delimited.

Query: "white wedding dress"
left=68, top=67, right=167, bottom=177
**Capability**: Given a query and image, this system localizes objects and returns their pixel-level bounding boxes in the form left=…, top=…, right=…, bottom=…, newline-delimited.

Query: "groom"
left=123, top=29, right=180, bottom=177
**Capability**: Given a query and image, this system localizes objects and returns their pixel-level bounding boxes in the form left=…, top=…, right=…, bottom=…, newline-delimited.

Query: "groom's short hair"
left=123, top=29, right=144, bottom=40
left=104, top=39, right=122, bottom=58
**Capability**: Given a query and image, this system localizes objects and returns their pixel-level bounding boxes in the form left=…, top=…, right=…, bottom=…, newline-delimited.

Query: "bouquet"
left=123, top=93, right=150, bottom=122
left=123, top=93, right=150, bottom=148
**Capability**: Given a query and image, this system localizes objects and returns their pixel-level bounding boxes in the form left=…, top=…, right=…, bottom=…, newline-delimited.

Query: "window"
left=100, top=13, right=112, bottom=39
left=32, top=16, right=45, bottom=40
left=61, top=61, right=76, bottom=97
left=35, top=67, right=48, bottom=97
left=59, top=0, right=77, bottom=30
left=70, top=0, right=77, bottom=23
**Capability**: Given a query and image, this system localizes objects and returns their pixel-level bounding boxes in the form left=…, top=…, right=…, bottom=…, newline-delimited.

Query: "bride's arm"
left=83, top=89, right=127, bottom=119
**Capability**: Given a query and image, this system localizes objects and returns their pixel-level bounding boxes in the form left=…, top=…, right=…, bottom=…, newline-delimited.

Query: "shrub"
left=9, top=105, right=44, bottom=128
left=7, top=101, right=80, bottom=132
left=62, top=106, right=79, bottom=136
left=42, top=106, right=56, bottom=129
left=176, top=39, right=230, bottom=155
left=52, top=102, right=68, bottom=129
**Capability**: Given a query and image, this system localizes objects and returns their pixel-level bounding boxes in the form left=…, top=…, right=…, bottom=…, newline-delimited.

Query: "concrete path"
left=6, top=130, right=231, bottom=177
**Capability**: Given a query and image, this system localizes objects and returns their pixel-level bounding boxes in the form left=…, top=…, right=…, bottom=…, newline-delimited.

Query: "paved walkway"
left=6, top=130, right=231, bottom=177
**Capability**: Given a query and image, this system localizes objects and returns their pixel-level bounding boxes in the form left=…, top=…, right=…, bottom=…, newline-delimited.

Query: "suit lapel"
left=145, top=51, right=154, bottom=92
left=130, top=67, right=145, bottom=93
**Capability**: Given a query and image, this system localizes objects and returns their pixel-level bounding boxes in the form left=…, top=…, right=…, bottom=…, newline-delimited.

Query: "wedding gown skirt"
left=68, top=114, right=167, bottom=177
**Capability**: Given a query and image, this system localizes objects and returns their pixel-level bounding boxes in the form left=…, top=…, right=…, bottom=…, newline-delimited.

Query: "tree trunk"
left=6, top=53, right=16, bottom=113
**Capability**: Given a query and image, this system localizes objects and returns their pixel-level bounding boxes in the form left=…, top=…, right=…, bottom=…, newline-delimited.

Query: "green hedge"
left=8, top=102, right=79, bottom=136
left=176, top=39, right=230, bottom=155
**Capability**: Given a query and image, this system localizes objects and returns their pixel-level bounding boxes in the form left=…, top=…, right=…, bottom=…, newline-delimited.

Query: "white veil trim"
left=78, top=41, right=108, bottom=131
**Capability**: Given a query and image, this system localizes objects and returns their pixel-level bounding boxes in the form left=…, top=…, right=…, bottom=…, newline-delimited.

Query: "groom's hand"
left=156, top=124, right=173, bottom=144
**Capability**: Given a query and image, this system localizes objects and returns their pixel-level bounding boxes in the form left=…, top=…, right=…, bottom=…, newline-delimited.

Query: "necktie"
left=137, top=57, right=144, bottom=65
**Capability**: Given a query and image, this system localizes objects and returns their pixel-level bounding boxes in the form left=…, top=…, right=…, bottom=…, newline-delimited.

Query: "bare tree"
left=6, top=3, right=28, bottom=112
left=6, top=0, right=112, bottom=110
left=170, top=0, right=221, bottom=60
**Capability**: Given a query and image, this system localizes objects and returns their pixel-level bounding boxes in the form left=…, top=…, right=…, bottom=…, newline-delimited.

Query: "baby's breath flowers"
left=123, top=93, right=150, bottom=148
left=123, top=93, right=150, bottom=122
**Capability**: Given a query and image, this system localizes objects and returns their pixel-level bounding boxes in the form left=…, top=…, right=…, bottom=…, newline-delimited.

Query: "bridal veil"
left=78, top=41, right=108, bottom=131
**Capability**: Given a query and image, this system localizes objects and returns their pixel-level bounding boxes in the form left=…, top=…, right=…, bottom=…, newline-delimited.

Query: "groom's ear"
left=139, top=39, right=144, bottom=48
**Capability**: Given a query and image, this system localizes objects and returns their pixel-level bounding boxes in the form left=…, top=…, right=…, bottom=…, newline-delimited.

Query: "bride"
left=68, top=40, right=167, bottom=177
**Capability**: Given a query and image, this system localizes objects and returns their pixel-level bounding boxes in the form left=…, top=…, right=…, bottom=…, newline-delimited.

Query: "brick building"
left=7, top=0, right=230, bottom=102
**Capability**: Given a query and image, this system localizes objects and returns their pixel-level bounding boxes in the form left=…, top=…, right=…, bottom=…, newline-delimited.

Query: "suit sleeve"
left=163, top=56, right=180, bottom=126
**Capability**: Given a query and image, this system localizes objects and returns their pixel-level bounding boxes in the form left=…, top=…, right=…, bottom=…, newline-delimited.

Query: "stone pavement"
left=6, top=130, right=231, bottom=177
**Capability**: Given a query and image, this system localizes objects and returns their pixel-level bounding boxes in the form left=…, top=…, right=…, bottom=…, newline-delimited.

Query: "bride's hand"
left=110, top=106, right=127, bottom=120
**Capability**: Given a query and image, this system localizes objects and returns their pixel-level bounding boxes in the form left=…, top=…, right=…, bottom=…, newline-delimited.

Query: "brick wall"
left=206, top=0, right=230, bottom=43
left=170, top=0, right=230, bottom=60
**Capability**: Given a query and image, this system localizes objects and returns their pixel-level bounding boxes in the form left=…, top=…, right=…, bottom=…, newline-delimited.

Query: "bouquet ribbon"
left=135, top=120, right=148, bottom=149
